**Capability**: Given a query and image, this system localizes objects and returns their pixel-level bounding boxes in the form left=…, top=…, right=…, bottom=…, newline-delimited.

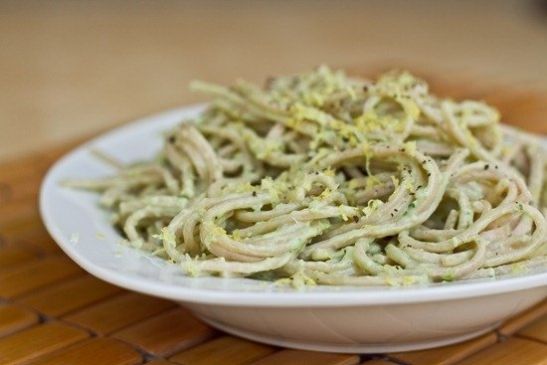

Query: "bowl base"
left=196, top=314, right=500, bottom=354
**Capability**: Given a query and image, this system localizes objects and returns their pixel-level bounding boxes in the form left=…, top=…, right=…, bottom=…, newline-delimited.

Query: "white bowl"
left=40, top=105, right=547, bottom=353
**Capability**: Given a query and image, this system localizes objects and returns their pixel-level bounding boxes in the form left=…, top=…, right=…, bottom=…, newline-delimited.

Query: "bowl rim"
left=39, top=104, right=547, bottom=308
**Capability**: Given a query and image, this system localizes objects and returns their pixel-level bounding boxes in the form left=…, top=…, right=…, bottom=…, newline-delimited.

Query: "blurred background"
left=1, top=0, right=546, bottom=161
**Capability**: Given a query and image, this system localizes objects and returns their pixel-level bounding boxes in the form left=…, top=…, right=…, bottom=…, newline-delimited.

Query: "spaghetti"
left=66, top=67, right=547, bottom=286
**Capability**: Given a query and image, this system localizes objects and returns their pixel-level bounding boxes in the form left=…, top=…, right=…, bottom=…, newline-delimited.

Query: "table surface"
left=1, top=0, right=547, bottom=161
left=0, top=71, right=546, bottom=365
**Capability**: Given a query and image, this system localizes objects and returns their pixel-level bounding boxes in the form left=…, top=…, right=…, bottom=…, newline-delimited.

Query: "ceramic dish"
left=40, top=105, right=547, bottom=353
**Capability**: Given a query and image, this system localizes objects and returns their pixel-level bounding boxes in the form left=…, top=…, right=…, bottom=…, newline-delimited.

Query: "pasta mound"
left=66, top=66, right=547, bottom=286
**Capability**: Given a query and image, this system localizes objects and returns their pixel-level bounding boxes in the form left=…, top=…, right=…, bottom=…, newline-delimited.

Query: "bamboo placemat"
left=0, top=76, right=546, bottom=365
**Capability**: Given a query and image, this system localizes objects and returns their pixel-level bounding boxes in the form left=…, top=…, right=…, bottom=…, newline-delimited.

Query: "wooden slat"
left=146, top=360, right=177, bottom=365
left=0, top=155, right=45, bottom=186
left=17, top=275, right=123, bottom=316
left=0, top=182, right=10, bottom=204
left=0, top=141, right=80, bottom=184
left=517, top=315, right=547, bottom=344
left=113, top=308, right=215, bottom=357
left=0, top=137, right=86, bottom=182
left=0, top=212, right=41, bottom=233
left=20, top=234, right=61, bottom=254
left=390, top=332, right=497, bottom=365
left=1, top=215, right=46, bottom=238
left=0, top=246, right=39, bottom=269
left=360, top=360, right=399, bottom=365
left=498, top=300, right=547, bottom=337
left=456, top=337, right=547, bottom=365
left=170, top=335, right=276, bottom=365
left=0, top=202, right=39, bottom=230
left=0, top=136, right=88, bottom=206
left=0, top=179, right=40, bottom=205
left=0, top=212, right=43, bottom=232
left=0, top=256, right=83, bottom=298
left=0, top=322, right=89, bottom=365
left=25, top=337, right=143, bottom=365
left=0, top=218, right=61, bottom=254
left=486, top=91, right=547, bottom=134
left=249, top=350, right=360, bottom=365
left=64, top=292, right=177, bottom=335
left=0, top=304, right=39, bottom=337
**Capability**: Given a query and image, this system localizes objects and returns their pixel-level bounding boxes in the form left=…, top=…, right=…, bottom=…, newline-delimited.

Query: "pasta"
left=66, top=66, right=547, bottom=287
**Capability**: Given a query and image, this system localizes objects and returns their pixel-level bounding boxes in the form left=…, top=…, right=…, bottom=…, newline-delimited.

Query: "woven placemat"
left=0, top=74, right=546, bottom=365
